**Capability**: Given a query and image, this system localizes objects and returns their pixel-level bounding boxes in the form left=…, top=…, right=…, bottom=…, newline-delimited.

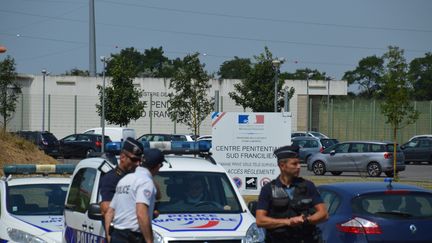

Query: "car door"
left=402, top=141, right=418, bottom=161
left=416, top=139, right=432, bottom=162
left=346, top=143, right=369, bottom=172
left=60, top=135, right=78, bottom=158
left=64, top=167, right=104, bottom=242
left=326, top=143, right=350, bottom=171
left=76, top=134, right=94, bottom=157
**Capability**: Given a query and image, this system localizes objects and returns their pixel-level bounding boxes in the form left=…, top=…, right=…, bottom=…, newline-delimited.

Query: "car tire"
left=312, top=161, right=326, bottom=175
left=86, top=149, right=95, bottom=158
left=330, top=171, right=342, bottom=176
left=367, top=162, right=382, bottom=177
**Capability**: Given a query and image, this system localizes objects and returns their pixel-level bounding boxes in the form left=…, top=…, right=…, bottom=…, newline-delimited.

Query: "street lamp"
left=272, top=58, right=285, bottom=112
left=327, top=77, right=333, bottom=136
left=41, top=69, right=49, bottom=131
left=100, top=56, right=110, bottom=153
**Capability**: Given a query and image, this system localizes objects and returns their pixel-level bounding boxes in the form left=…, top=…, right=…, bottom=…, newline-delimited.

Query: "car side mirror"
left=330, top=150, right=336, bottom=156
left=248, top=201, right=258, bottom=217
left=88, top=203, right=102, bottom=220
left=400, top=145, right=405, bottom=149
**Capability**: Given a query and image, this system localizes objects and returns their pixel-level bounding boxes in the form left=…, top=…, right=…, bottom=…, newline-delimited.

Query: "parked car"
left=83, top=127, right=135, bottom=142
left=14, top=130, right=60, bottom=158
left=291, top=131, right=329, bottom=139
left=317, top=181, right=432, bottom=243
left=291, top=137, right=339, bottom=163
left=138, top=133, right=195, bottom=142
left=63, top=143, right=265, bottom=242
left=408, top=134, right=432, bottom=142
left=59, top=133, right=112, bottom=158
left=307, top=141, right=405, bottom=177
left=1, top=164, right=74, bottom=243
left=401, top=138, right=432, bottom=164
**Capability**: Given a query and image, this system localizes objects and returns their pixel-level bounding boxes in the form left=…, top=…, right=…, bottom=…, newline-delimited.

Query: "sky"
left=1, top=0, right=431, bottom=80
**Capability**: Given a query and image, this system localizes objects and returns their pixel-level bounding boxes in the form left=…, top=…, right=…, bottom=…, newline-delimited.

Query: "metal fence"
left=318, top=98, right=432, bottom=143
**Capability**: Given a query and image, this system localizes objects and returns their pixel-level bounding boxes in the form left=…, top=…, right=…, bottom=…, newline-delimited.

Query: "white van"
left=83, top=127, right=135, bottom=142
left=63, top=143, right=265, bottom=243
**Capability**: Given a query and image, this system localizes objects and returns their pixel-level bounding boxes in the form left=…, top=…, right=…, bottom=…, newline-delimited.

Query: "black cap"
left=122, top=137, right=144, bottom=160
left=274, top=145, right=300, bottom=160
left=142, top=148, right=166, bottom=167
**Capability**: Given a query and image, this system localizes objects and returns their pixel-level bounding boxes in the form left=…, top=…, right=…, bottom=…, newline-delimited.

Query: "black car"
left=59, top=133, right=111, bottom=158
left=401, top=138, right=432, bottom=164
left=14, top=131, right=60, bottom=157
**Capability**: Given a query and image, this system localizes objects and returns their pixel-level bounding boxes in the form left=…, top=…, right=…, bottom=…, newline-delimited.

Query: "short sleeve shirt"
left=257, top=176, right=323, bottom=211
left=99, top=167, right=126, bottom=202
left=110, top=167, right=157, bottom=232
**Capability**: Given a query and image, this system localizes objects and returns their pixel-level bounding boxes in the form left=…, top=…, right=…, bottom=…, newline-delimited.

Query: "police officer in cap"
left=256, top=145, right=328, bottom=243
left=99, top=137, right=143, bottom=237
left=105, top=148, right=165, bottom=243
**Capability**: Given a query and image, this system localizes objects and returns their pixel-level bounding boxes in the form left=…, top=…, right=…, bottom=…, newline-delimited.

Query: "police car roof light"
left=143, top=141, right=211, bottom=155
left=3, top=164, right=76, bottom=176
left=384, top=177, right=393, bottom=190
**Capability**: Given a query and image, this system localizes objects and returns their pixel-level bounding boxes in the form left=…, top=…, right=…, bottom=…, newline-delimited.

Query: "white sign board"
left=212, top=112, right=292, bottom=195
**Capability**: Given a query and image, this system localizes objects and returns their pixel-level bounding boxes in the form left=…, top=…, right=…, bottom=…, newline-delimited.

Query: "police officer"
left=256, top=145, right=328, bottom=243
left=99, top=137, right=143, bottom=235
left=105, top=148, right=165, bottom=243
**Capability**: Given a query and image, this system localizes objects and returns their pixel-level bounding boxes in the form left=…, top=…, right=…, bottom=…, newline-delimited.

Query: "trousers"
left=111, top=228, right=145, bottom=243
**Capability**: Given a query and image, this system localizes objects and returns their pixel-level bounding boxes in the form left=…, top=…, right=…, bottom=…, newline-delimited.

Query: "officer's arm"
left=305, top=203, right=328, bottom=224
left=256, top=209, right=303, bottom=229
left=100, top=201, right=110, bottom=216
left=104, top=207, right=115, bottom=242
left=137, top=203, right=154, bottom=243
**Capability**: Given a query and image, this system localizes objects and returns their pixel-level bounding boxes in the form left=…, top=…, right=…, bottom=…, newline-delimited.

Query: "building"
left=4, top=75, right=347, bottom=138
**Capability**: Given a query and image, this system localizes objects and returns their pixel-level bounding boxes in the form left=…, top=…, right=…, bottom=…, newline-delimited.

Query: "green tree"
left=106, top=47, right=143, bottom=77
left=0, top=56, right=21, bottom=132
left=280, top=68, right=328, bottom=81
left=62, top=68, right=89, bottom=76
left=343, top=56, right=384, bottom=98
left=229, top=47, right=294, bottom=112
left=409, top=52, right=432, bottom=100
left=167, top=53, right=213, bottom=137
left=379, top=46, right=419, bottom=178
left=218, top=57, right=252, bottom=79
left=96, top=54, right=145, bottom=126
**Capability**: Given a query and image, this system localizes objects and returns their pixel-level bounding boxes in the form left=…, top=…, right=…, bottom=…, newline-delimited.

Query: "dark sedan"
left=401, top=138, right=432, bottom=164
left=317, top=181, right=432, bottom=243
left=59, top=133, right=111, bottom=158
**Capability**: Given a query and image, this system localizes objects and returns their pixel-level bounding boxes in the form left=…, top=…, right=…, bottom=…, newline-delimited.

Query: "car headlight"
left=7, top=228, right=48, bottom=243
left=153, top=230, right=164, bottom=243
left=245, top=223, right=265, bottom=243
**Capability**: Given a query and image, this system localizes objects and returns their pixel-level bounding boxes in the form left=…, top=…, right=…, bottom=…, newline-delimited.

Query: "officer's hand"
left=287, top=215, right=304, bottom=227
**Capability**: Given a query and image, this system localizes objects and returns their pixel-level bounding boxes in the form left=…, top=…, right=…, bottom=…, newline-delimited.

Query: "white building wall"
left=4, top=75, right=347, bottom=138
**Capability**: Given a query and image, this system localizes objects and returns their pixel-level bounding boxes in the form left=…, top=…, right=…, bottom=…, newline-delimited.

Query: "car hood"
left=12, top=215, right=64, bottom=232
left=152, top=213, right=246, bottom=233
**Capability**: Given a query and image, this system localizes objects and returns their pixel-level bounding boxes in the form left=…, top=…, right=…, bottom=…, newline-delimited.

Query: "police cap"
left=122, top=137, right=144, bottom=160
left=274, top=145, right=300, bottom=160
left=142, top=148, right=166, bottom=168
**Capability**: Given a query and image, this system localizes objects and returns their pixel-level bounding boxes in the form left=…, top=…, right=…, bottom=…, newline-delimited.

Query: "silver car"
left=307, top=141, right=406, bottom=177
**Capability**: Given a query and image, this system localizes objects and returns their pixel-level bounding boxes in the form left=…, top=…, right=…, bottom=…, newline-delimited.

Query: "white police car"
left=63, top=142, right=265, bottom=243
left=0, top=164, right=73, bottom=243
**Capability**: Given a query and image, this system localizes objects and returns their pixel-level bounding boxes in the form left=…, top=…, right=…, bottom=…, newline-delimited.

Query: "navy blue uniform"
left=100, top=167, right=126, bottom=202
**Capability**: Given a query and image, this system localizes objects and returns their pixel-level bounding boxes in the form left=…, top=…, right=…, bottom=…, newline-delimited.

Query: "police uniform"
left=110, top=148, right=165, bottom=243
left=257, top=146, right=324, bottom=243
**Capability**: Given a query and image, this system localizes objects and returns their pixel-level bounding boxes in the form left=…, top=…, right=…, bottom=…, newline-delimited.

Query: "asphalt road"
left=60, top=158, right=431, bottom=182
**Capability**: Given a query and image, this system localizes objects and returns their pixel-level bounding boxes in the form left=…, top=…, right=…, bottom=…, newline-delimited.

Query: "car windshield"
left=321, top=139, right=339, bottom=148
left=310, top=132, right=325, bottom=138
left=154, top=172, right=242, bottom=214
left=352, top=192, right=432, bottom=219
left=385, top=144, right=402, bottom=152
left=42, top=133, right=58, bottom=142
left=7, top=183, right=69, bottom=215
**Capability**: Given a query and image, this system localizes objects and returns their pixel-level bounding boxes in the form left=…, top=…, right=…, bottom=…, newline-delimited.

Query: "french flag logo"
left=238, top=115, right=264, bottom=124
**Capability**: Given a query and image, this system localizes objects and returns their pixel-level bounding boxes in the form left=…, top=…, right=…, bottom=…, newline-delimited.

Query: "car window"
left=370, top=144, right=385, bottom=152
left=292, top=140, right=306, bottom=147
left=385, top=144, right=402, bottom=152
left=172, top=135, right=187, bottom=141
left=77, top=134, right=92, bottom=142
left=352, top=192, right=432, bottom=219
left=310, top=132, right=323, bottom=138
left=42, top=133, right=58, bottom=142
left=7, top=184, right=68, bottom=216
left=419, top=140, right=432, bottom=148
left=63, top=135, right=77, bottom=142
left=320, top=139, right=338, bottom=148
left=405, top=141, right=418, bottom=148
left=335, top=143, right=350, bottom=153
left=154, top=172, right=242, bottom=214
left=304, top=140, right=319, bottom=148
left=349, top=143, right=369, bottom=153
left=66, top=168, right=97, bottom=213
left=318, top=189, right=341, bottom=215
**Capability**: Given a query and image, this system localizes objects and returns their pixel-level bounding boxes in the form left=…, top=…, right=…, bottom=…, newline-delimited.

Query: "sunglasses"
left=125, top=153, right=141, bottom=162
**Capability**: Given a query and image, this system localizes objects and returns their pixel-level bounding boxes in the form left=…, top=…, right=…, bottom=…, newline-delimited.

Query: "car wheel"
left=367, top=162, right=382, bottom=177
left=86, top=149, right=95, bottom=158
left=330, top=171, right=342, bottom=176
left=312, top=161, right=326, bottom=175
left=385, top=171, right=394, bottom=177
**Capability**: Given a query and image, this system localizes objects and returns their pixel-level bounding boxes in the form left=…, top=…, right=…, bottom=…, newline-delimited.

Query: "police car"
left=0, top=164, right=74, bottom=243
left=63, top=141, right=265, bottom=243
